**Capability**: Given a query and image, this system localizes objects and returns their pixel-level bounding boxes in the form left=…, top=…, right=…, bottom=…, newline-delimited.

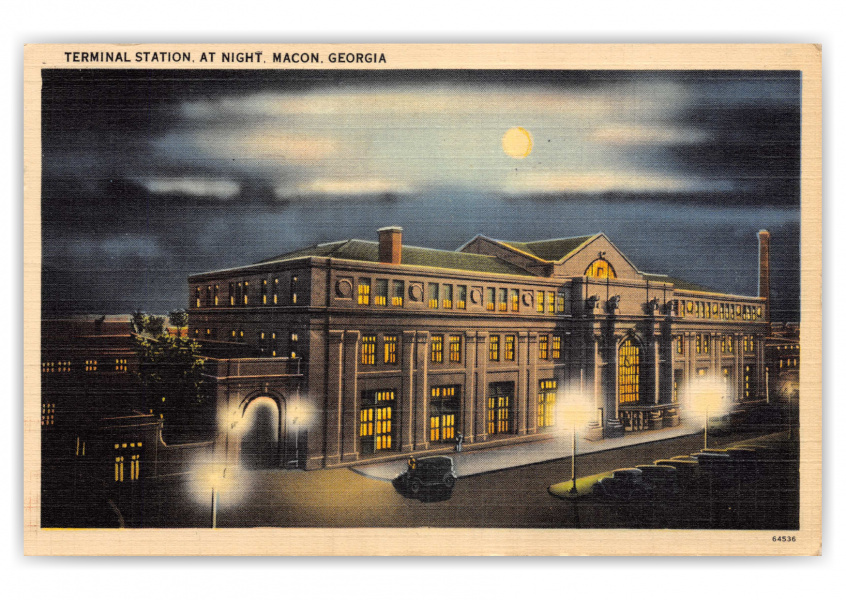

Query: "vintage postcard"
left=23, top=44, right=821, bottom=555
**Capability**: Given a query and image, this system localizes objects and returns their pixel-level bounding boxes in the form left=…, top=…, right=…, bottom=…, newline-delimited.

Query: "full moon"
left=502, top=127, right=533, bottom=159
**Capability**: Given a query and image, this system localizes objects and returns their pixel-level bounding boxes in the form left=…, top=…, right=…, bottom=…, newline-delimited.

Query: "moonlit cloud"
left=588, top=125, right=710, bottom=145
left=505, top=171, right=736, bottom=195
left=141, top=177, right=241, bottom=198
left=278, top=178, right=413, bottom=198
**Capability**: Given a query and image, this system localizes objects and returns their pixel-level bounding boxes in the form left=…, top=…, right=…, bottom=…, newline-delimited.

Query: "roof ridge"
left=496, top=233, right=598, bottom=245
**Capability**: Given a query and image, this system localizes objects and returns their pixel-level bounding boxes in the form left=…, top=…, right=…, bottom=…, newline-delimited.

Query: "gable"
left=555, top=233, right=642, bottom=280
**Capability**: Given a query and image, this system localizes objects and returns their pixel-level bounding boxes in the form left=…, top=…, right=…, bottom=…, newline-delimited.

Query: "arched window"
left=585, top=258, right=617, bottom=279
left=618, top=337, right=641, bottom=405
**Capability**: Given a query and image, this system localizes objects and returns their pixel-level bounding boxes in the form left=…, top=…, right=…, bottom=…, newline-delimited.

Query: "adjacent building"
left=187, top=227, right=770, bottom=470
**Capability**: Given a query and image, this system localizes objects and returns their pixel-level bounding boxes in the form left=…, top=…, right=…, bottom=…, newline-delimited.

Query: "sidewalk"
left=350, top=423, right=703, bottom=481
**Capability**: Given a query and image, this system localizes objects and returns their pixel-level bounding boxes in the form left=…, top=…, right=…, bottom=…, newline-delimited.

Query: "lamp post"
left=569, top=421, right=578, bottom=495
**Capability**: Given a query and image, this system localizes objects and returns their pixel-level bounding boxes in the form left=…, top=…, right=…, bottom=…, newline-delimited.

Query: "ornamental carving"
left=335, top=278, right=353, bottom=298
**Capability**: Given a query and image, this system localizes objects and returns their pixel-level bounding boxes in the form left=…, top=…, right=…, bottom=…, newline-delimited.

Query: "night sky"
left=41, top=69, right=801, bottom=321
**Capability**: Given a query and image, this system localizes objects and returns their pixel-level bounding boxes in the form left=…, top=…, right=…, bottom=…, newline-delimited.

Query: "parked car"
left=635, top=464, right=680, bottom=497
left=397, top=456, right=457, bottom=496
left=592, top=468, right=645, bottom=501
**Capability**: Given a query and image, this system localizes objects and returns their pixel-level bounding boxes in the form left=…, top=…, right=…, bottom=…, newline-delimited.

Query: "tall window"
left=536, top=292, right=544, bottom=313
left=498, top=288, right=508, bottom=312
left=702, top=334, right=710, bottom=354
left=486, top=288, right=496, bottom=311
left=504, top=335, right=515, bottom=361
left=291, top=275, right=299, bottom=304
left=360, top=390, right=395, bottom=453
left=744, top=365, right=755, bottom=399
left=456, top=285, right=467, bottom=309
left=696, top=334, right=702, bottom=354
left=547, top=291, right=555, bottom=314
left=428, top=283, right=439, bottom=308
left=214, top=284, right=220, bottom=306
left=552, top=335, right=562, bottom=359
left=618, top=337, right=640, bottom=404
left=374, top=279, right=388, bottom=306
left=538, top=379, right=557, bottom=428
left=431, top=335, right=444, bottom=363
left=442, top=284, right=453, bottom=309
left=85, top=359, right=97, bottom=372
left=538, top=335, right=549, bottom=360
left=430, top=386, right=459, bottom=443
left=358, top=278, right=371, bottom=305
left=361, top=335, right=376, bottom=365
left=511, top=289, right=520, bottom=312
left=195, top=286, right=201, bottom=308
left=242, top=281, right=249, bottom=305
left=556, top=292, right=566, bottom=314
left=229, top=282, right=235, bottom=305
left=384, top=335, right=397, bottom=364
left=449, top=335, right=462, bottom=363
left=487, top=382, right=514, bottom=435
left=261, top=279, right=268, bottom=305
left=391, top=280, right=404, bottom=306
left=290, top=332, right=299, bottom=359
left=584, top=259, right=617, bottom=279
left=676, top=336, right=685, bottom=355
left=489, top=335, right=500, bottom=361
left=272, top=278, right=278, bottom=305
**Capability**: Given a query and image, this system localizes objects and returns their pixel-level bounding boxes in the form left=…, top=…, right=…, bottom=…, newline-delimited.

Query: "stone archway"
left=239, top=396, right=283, bottom=469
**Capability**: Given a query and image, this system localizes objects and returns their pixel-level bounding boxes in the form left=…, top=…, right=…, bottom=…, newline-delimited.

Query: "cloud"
left=588, top=125, right=710, bottom=145
left=140, top=177, right=241, bottom=198
left=505, top=171, right=736, bottom=194
left=278, top=178, right=414, bottom=198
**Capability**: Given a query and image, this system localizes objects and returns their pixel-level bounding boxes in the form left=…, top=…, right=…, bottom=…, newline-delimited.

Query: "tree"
left=130, top=310, right=149, bottom=334
left=145, top=315, right=166, bottom=336
left=135, top=333, right=209, bottom=442
left=168, top=309, right=189, bottom=338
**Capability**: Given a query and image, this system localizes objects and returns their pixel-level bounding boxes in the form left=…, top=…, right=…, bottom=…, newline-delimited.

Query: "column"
left=400, top=330, right=416, bottom=452
left=413, top=331, right=429, bottom=450
left=464, top=332, right=477, bottom=443
left=517, top=331, right=530, bottom=435
left=340, top=330, right=360, bottom=462
left=475, top=332, right=489, bottom=442
left=324, top=330, right=345, bottom=466
left=652, top=333, right=661, bottom=405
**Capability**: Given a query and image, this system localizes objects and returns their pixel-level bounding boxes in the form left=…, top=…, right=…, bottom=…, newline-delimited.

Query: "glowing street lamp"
left=559, top=394, right=595, bottom=494
left=687, top=377, right=731, bottom=449
left=287, top=399, right=312, bottom=469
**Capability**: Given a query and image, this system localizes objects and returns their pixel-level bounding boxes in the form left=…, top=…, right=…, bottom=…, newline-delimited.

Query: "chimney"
left=378, top=226, right=402, bottom=264
left=758, top=230, right=771, bottom=323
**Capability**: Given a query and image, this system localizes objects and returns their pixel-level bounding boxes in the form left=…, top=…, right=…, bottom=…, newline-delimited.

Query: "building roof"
left=259, top=239, right=536, bottom=277
left=643, top=273, right=720, bottom=294
left=494, top=235, right=596, bottom=262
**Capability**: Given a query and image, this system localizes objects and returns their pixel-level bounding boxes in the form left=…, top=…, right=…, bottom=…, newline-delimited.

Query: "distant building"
left=766, top=321, right=800, bottom=402
left=187, top=227, right=771, bottom=470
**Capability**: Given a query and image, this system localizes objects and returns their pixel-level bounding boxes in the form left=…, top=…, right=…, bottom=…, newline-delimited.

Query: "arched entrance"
left=239, top=395, right=283, bottom=470
left=618, top=336, right=642, bottom=406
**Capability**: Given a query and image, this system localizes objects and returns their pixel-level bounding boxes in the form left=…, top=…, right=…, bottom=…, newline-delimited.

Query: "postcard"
left=23, top=43, right=821, bottom=555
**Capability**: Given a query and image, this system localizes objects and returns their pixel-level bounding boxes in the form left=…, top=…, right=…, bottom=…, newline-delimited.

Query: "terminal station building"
left=187, top=227, right=770, bottom=470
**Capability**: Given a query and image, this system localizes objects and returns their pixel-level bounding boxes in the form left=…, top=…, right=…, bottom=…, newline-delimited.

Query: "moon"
left=502, top=127, right=533, bottom=159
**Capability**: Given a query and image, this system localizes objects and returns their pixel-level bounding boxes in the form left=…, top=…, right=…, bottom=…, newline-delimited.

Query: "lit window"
left=556, top=293, right=566, bottom=314
left=552, top=335, right=562, bottom=359
left=536, top=292, right=544, bottom=313
left=696, top=335, right=702, bottom=354
left=272, top=278, right=278, bottom=305
left=361, top=335, right=376, bottom=365
left=499, top=288, right=508, bottom=312
left=114, top=456, right=124, bottom=482
left=539, top=335, right=549, bottom=360
left=374, top=279, right=388, bottom=306
left=702, top=335, right=710, bottom=354
left=214, top=284, right=219, bottom=306
left=442, top=284, right=453, bottom=309
left=358, top=278, right=371, bottom=306
left=430, top=386, right=459, bottom=443
left=229, top=282, right=235, bottom=306
left=360, top=390, right=395, bottom=453
left=504, top=335, right=515, bottom=361
left=538, top=379, right=557, bottom=428
left=85, top=359, right=98, bottom=372
left=486, top=288, right=495, bottom=311
left=261, top=279, right=268, bottom=305
left=428, top=283, right=439, bottom=308
left=391, top=280, right=404, bottom=306
left=449, top=335, right=462, bottom=363
left=584, top=259, right=617, bottom=279
left=547, top=291, right=555, bottom=314
left=618, top=338, right=640, bottom=405
left=511, top=289, right=520, bottom=312
left=291, top=275, right=299, bottom=304
left=195, top=286, right=201, bottom=308
left=41, top=403, right=54, bottom=426
left=290, top=332, right=299, bottom=359
left=243, top=281, right=249, bottom=305
left=384, top=335, right=397, bottom=364
left=431, top=335, right=444, bottom=363
left=489, top=335, right=500, bottom=361
left=456, top=285, right=467, bottom=309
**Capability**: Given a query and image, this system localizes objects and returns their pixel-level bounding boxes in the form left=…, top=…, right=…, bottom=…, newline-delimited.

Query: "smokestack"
left=378, top=226, right=402, bottom=264
left=758, top=230, right=771, bottom=323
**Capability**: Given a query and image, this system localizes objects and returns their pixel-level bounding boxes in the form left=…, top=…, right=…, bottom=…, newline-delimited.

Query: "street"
left=137, top=430, right=798, bottom=529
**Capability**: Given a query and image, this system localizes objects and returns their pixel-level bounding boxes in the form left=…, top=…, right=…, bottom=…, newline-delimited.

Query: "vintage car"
left=397, top=456, right=458, bottom=496
left=591, top=468, right=645, bottom=501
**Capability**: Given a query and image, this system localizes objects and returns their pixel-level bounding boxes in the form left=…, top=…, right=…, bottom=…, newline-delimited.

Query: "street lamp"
left=287, top=399, right=311, bottom=469
left=687, top=377, right=730, bottom=449
left=559, top=394, right=595, bottom=495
